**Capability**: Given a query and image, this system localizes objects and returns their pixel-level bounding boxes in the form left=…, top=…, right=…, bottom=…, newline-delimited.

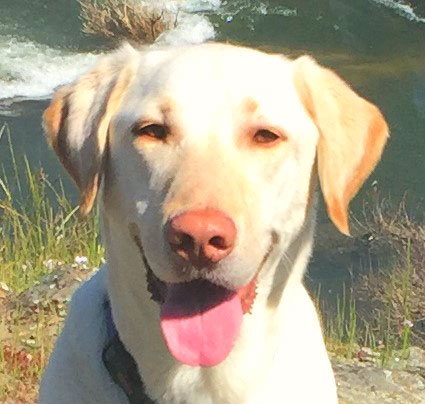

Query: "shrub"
left=79, top=0, right=178, bottom=43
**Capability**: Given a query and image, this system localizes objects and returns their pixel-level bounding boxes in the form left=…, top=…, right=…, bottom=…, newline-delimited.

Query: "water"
left=0, top=0, right=424, bottom=289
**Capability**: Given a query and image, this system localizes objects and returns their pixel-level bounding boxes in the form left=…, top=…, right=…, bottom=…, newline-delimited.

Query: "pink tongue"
left=160, top=280, right=243, bottom=367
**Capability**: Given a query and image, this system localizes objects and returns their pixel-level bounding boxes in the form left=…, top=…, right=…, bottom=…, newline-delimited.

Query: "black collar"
left=102, top=300, right=156, bottom=404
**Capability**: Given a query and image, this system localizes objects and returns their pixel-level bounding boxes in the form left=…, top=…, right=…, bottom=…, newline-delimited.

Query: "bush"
left=79, top=0, right=178, bottom=43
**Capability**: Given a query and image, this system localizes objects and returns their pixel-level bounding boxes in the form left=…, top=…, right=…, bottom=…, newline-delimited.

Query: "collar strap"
left=102, top=300, right=156, bottom=403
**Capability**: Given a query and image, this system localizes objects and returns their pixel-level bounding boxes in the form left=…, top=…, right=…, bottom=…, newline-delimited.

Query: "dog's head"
left=44, top=43, right=388, bottom=367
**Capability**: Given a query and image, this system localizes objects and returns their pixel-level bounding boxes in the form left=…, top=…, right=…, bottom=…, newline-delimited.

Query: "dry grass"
left=0, top=303, right=58, bottom=404
left=354, top=197, right=425, bottom=348
left=0, top=263, right=98, bottom=403
left=316, top=196, right=425, bottom=364
left=79, top=0, right=179, bottom=43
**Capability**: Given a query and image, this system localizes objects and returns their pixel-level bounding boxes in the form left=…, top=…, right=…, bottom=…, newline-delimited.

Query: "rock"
left=408, top=346, right=425, bottom=369
left=334, top=357, right=425, bottom=403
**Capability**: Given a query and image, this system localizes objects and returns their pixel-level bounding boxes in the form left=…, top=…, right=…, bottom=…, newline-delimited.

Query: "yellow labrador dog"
left=40, top=43, right=388, bottom=404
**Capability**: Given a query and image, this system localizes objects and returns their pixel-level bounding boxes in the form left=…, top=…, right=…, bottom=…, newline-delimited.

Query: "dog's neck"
left=101, top=205, right=318, bottom=403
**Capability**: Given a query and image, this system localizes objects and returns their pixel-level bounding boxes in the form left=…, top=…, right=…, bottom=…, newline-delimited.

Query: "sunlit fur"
left=40, top=43, right=388, bottom=404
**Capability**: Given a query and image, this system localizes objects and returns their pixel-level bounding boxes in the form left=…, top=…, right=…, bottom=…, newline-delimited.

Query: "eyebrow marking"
left=242, top=98, right=258, bottom=115
left=160, top=99, right=174, bottom=117
left=131, top=99, right=175, bottom=133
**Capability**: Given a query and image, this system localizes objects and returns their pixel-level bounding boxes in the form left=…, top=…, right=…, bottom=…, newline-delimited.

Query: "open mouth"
left=131, top=226, right=274, bottom=367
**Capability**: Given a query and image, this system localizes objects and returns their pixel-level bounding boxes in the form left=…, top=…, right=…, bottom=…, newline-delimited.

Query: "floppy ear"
left=43, top=44, right=137, bottom=215
left=293, top=56, right=389, bottom=235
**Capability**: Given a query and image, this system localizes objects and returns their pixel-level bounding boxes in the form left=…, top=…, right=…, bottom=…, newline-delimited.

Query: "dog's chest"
left=137, top=315, right=279, bottom=404
left=148, top=367, right=251, bottom=404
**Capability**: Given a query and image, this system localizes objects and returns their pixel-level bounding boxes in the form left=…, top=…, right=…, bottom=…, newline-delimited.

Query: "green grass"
left=321, top=239, right=417, bottom=366
left=0, top=123, right=104, bottom=293
left=0, top=122, right=104, bottom=402
left=322, top=285, right=358, bottom=359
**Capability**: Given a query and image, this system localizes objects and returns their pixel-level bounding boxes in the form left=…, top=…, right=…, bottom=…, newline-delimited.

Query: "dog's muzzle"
left=129, top=221, right=276, bottom=367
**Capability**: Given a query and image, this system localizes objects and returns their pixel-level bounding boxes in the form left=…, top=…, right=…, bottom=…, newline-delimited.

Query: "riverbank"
left=1, top=262, right=425, bottom=403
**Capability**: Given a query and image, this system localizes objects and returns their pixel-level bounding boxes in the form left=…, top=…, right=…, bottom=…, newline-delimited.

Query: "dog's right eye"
left=132, top=124, right=168, bottom=141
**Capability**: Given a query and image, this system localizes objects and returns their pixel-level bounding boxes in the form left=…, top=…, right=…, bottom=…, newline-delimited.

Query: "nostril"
left=179, top=233, right=194, bottom=251
left=169, top=232, right=194, bottom=249
left=168, top=231, right=195, bottom=261
left=209, top=236, right=228, bottom=250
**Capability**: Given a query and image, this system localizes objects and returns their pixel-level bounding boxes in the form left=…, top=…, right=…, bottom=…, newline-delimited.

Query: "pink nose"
left=167, top=209, right=236, bottom=267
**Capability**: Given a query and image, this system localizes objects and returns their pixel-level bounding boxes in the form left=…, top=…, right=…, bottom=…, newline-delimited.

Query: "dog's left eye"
left=133, top=124, right=169, bottom=141
left=253, top=129, right=281, bottom=145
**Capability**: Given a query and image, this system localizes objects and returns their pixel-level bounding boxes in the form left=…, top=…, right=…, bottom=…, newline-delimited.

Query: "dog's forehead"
left=114, top=44, right=313, bottom=142
left=134, top=44, right=297, bottom=108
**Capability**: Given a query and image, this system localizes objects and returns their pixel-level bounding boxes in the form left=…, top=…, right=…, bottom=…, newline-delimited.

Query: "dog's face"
left=107, top=45, right=319, bottom=288
left=44, top=43, right=388, bottom=367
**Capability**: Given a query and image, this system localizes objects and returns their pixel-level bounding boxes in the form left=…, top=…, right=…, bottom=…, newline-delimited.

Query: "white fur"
left=40, top=43, right=388, bottom=403
left=39, top=267, right=128, bottom=403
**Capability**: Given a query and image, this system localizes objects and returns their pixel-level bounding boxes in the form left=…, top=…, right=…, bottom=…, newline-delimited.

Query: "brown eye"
left=133, top=124, right=168, bottom=141
left=253, top=129, right=280, bottom=145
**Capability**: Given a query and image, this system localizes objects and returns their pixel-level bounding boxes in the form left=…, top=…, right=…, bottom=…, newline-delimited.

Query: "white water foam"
left=372, top=0, right=425, bottom=23
left=215, top=0, right=297, bottom=18
left=152, top=0, right=218, bottom=45
left=175, top=0, right=221, bottom=13
left=250, top=2, right=297, bottom=17
left=0, top=36, right=99, bottom=100
left=0, top=1, right=219, bottom=102
left=156, top=13, right=216, bottom=45
left=0, top=37, right=99, bottom=101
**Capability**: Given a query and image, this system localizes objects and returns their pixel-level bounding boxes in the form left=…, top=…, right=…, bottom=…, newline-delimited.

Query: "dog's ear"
left=43, top=44, right=137, bottom=215
left=293, top=56, right=389, bottom=235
